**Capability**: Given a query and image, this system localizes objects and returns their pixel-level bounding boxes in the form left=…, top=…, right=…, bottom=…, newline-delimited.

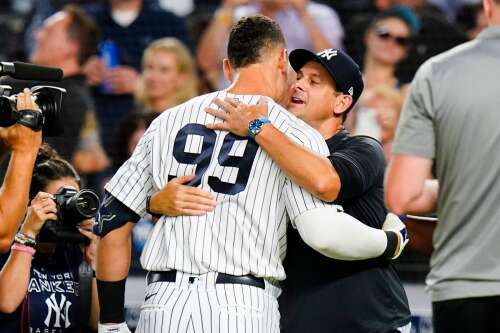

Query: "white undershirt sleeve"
left=294, top=207, right=387, bottom=260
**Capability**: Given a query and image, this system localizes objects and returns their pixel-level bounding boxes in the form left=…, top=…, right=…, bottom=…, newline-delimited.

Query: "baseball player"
left=96, top=15, right=408, bottom=333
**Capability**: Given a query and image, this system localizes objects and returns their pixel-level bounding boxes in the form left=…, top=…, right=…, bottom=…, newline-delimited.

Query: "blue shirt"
left=0, top=245, right=85, bottom=333
left=85, top=1, right=193, bottom=157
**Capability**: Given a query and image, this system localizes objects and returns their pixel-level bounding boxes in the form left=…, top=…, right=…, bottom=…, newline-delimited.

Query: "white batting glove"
left=382, top=213, right=409, bottom=259
left=98, top=322, right=131, bottom=333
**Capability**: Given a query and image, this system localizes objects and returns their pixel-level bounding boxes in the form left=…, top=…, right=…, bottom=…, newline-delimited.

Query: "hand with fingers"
left=149, top=175, right=217, bottom=217
left=20, top=191, right=58, bottom=239
left=205, top=97, right=269, bottom=137
left=78, top=219, right=98, bottom=270
left=0, top=88, right=42, bottom=153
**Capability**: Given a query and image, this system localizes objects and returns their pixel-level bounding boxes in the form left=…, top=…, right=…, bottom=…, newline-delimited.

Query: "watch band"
left=247, top=117, right=270, bottom=138
left=146, top=195, right=162, bottom=218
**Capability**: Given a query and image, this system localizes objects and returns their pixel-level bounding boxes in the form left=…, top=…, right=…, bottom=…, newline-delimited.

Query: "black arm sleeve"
left=328, top=136, right=386, bottom=202
left=95, top=192, right=141, bottom=236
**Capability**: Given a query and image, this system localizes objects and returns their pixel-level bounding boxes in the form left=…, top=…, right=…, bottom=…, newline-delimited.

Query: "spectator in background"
left=135, top=38, right=198, bottom=114
left=345, top=1, right=467, bottom=83
left=362, top=7, right=417, bottom=91
left=197, top=0, right=343, bottom=89
left=0, top=144, right=99, bottom=332
left=346, top=7, right=413, bottom=151
left=1, top=5, right=99, bottom=163
left=385, top=0, right=500, bottom=331
left=23, top=0, right=101, bottom=57
left=83, top=0, right=193, bottom=160
left=354, top=86, right=403, bottom=161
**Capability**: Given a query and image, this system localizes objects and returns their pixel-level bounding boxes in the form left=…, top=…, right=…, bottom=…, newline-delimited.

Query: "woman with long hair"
left=135, top=37, right=198, bottom=113
left=0, top=144, right=99, bottom=332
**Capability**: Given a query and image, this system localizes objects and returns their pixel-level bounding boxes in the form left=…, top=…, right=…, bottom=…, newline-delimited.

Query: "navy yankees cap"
left=289, top=48, right=364, bottom=111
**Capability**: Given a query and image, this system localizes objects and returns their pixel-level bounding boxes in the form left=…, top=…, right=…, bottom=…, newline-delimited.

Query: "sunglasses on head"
left=374, top=27, right=412, bottom=47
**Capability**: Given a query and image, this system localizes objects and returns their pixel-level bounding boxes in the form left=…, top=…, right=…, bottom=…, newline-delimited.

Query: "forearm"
left=0, top=150, right=37, bottom=251
left=96, top=223, right=133, bottom=281
left=300, top=12, right=334, bottom=51
left=256, top=125, right=340, bottom=201
left=96, top=222, right=133, bottom=324
left=295, top=208, right=392, bottom=260
left=404, top=179, right=438, bottom=215
left=0, top=251, right=32, bottom=313
left=197, top=8, right=232, bottom=71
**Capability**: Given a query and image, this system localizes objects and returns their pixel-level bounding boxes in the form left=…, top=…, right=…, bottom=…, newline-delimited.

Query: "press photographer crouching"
left=0, top=89, right=42, bottom=252
left=0, top=144, right=100, bottom=332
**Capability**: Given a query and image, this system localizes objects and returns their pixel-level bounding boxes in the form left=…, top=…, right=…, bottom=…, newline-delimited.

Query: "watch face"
left=248, top=119, right=262, bottom=137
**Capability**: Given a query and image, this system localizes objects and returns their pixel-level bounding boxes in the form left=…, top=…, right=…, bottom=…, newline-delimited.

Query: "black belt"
left=147, top=271, right=265, bottom=289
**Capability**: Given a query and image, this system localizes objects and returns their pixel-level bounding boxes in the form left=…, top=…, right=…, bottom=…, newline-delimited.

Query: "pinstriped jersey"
left=105, top=91, right=331, bottom=280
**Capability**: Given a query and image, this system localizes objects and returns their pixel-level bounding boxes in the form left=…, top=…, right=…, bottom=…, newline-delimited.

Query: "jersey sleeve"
left=330, top=137, right=385, bottom=202
left=281, top=117, right=334, bottom=222
left=104, top=118, right=160, bottom=216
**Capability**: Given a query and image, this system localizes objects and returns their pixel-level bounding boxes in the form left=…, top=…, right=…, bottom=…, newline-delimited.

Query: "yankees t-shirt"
left=0, top=244, right=84, bottom=333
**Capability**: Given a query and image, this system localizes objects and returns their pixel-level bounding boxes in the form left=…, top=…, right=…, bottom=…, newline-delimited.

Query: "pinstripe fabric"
left=136, top=272, right=280, bottom=333
left=105, top=91, right=333, bottom=281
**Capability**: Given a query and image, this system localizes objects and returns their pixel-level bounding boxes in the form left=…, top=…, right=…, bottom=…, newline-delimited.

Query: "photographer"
left=0, top=89, right=42, bottom=252
left=0, top=144, right=99, bottom=332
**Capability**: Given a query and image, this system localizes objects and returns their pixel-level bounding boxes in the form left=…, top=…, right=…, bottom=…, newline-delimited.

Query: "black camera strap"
left=16, top=109, right=44, bottom=131
left=78, top=261, right=93, bottom=330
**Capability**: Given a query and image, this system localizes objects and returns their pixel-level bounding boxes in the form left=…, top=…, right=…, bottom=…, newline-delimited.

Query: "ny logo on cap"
left=317, top=49, right=337, bottom=61
left=348, top=87, right=354, bottom=96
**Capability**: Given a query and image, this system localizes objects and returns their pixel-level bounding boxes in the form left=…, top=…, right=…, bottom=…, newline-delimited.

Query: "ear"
left=483, top=0, right=492, bottom=20
left=223, top=58, right=233, bottom=82
left=278, top=48, right=288, bottom=74
left=67, top=39, right=80, bottom=59
left=333, top=94, right=353, bottom=116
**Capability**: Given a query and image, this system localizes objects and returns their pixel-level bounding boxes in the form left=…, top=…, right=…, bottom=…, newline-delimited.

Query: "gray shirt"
left=393, top=26, right=500, bottom=302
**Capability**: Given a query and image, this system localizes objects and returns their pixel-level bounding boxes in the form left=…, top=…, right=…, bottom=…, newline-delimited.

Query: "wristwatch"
left=146, top=195, right=162, bottom=218
left=247, top=117, right=270, bottom=138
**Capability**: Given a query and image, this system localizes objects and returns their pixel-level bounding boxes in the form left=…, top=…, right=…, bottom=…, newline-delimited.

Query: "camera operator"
left=0, top=89, right=42, bottom=252
left=0, top=144, right=99, bottom=332
left=0, top=4, right=99, bottom=163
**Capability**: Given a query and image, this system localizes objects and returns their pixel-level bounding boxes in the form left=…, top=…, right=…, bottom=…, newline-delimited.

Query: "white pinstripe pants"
left=135, top=271, right=281, bottom=333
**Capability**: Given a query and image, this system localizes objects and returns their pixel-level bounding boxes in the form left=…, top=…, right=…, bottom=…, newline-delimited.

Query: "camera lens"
left=72, top=189, right=100, bottom=218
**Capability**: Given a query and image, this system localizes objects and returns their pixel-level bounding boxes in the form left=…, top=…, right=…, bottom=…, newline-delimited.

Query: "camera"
left=0, top=85, right=65, bottom=136
left=37, top=186, right=101, bottom=244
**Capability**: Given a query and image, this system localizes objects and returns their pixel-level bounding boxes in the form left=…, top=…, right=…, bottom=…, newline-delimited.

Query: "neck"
left=111, top=0, right=142, bottom=11
left=149, top=96, right=175, bottom=112
left=310, top=117, right=343, bottom=139
left=491, top=5, right=500, bottom=25
left=226, top=65, right=278, bottom=100
left=363, top=55, right=396, bottom=89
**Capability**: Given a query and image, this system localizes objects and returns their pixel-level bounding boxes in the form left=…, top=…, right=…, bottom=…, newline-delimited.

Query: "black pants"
left=432, top=295, right=500, bottom=333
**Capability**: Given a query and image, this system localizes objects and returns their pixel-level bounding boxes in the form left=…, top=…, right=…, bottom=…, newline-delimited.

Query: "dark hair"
left=63, top=4, right=99, bottom=65
left=370, top=5, right=421, bottom=36
left=112, top=112, right=158, bottom=168
left=30, top=144, right=80, bottom=200
left=227, top=15, right=285, bottom=69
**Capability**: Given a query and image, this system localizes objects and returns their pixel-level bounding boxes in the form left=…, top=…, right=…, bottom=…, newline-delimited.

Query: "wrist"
left=146, top=195, right=162, bottom=218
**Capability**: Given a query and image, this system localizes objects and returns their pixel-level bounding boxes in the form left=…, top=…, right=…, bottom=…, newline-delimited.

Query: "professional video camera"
left=0, top=85, right=65, bottom=136
left=37, top=186, right=101, bottom=244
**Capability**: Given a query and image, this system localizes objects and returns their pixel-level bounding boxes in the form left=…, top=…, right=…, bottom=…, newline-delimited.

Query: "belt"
left=147, top=271, right=265, bottom=289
